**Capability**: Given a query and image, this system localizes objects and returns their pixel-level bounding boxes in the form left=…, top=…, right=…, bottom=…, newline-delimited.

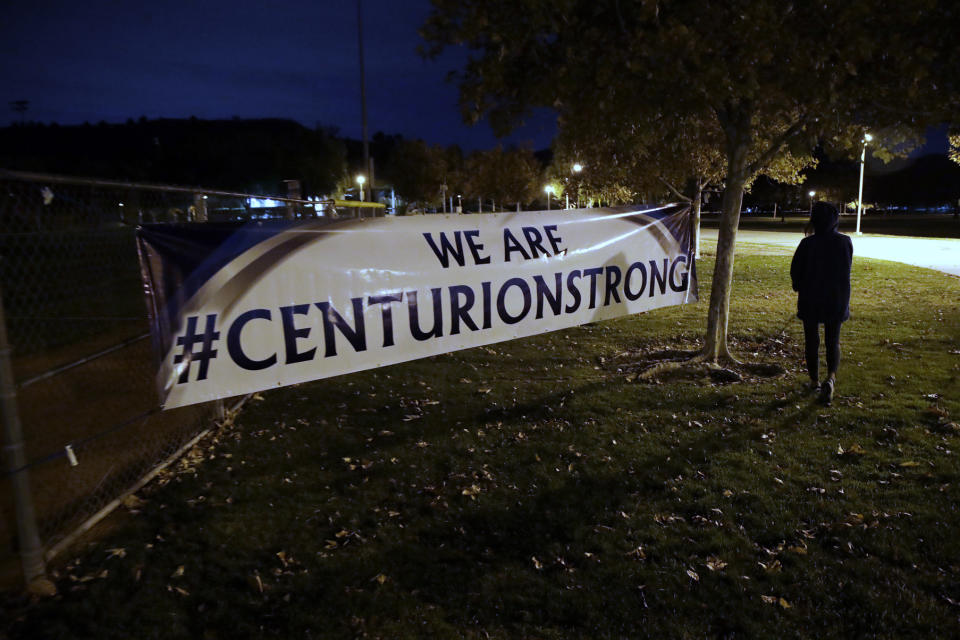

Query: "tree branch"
left=657, top=176, right=692, bottom=202
left=745, top=116, right=808, bottom=177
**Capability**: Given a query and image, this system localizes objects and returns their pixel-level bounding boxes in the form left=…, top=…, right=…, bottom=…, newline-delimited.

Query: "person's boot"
left=819, top=377, right=835, bottom=405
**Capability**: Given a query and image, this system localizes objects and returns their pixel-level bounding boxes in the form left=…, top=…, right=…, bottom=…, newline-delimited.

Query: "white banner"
left=137, top=205, right=696, bottom=409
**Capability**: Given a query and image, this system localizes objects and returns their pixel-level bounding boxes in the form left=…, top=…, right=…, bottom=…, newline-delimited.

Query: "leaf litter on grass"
left=4, top=254, right=960, bottom=639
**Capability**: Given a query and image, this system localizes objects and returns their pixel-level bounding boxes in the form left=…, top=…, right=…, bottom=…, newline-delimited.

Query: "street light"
left=544, top=185, right=555, bottom=210
left=356, top=174, right=366, bottom=201
left=856, top=132, right=872, bottom=236
left=571, top=163, right=583, bottom=208
left=808, top=190, right=816, bottom=218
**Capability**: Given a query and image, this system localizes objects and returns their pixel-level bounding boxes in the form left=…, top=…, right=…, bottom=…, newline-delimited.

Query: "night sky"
left=1, top=0, right=556, bottom=150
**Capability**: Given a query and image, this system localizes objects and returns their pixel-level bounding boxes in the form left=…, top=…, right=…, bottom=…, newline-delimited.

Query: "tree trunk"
left=692, top=182, right=703, bottom=258
left=701, top=140, right=749, bottom=363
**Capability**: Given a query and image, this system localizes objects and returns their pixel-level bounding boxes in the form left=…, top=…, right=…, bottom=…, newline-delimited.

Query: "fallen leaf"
left=686, top=569, right=700, bottom=582
left=106, top=548, right=126, bottom=559
left=779, top=597, right=792, bottom=609
left=532, top=556, right=543, bottom=570
left=170, top=565, right=185, bottom=578
left=899, top=461, right=920, bottom=468
left=845, top=513, right=865, bottom=526
left=122, top=495, right=146, bottom=510
left=838, top=443, right=866, bottom=457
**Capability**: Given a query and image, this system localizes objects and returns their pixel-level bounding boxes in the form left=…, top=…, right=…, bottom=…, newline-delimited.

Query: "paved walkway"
left=701, top=229, right=960, bottom=277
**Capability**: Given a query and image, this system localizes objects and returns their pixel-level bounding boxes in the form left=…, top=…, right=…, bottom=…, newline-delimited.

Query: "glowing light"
left=356, top=175, right=366, bottom=185
left=544, top=185, right=555, bottom=194
left=247, top=197, right=284, bottom=208
left=808, top=190, right=816, bottom=197
left=864, top=132, right=873, bottom=142
left=572, top=163, right=583, bottom=173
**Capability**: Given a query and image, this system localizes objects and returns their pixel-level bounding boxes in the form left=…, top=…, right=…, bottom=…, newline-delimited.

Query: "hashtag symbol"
left=174, top=314, right=220, bottom=383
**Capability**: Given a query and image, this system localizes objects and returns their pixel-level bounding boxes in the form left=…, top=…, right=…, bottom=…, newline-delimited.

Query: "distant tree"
left=386, top=138, right=449, bottom=210
left=0, top=117, right=348, bottom=196
left=423, top=0, right=951, bottom=363
left=554, top=109, right=813, bottom=251
left=464, top=146, right=541, bottom=211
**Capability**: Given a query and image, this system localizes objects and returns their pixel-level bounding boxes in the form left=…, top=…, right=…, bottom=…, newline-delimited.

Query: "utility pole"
left=357, top=0, right=370, bottom=203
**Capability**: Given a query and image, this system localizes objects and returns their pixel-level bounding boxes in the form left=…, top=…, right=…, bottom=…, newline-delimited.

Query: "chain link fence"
left=0, top=170, right=377, bottom=589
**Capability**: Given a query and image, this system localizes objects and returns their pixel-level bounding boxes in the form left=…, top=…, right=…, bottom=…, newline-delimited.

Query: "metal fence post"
left=284, top=180, right=302, bottom=220
left=0, top=282, right=52, bottom=593
left=193, top=192, right=208, bottom=222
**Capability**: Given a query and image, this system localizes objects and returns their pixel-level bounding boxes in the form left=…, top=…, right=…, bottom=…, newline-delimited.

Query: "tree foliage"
left=950, top=134, right=960, bottom=165
left=423, top=0, right=956, bottom=361
left=464, top=146, right=542, bottom=209
left=385, top=138, right=450, bottom=209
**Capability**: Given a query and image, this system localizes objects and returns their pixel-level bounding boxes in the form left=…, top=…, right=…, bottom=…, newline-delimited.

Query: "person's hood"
left=811, top=202, right=839, bottom=233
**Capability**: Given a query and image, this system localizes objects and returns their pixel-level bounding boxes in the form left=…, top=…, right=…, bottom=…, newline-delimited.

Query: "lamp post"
left=544, top=185, right=554, bottom=210
left=808, top=190, right=815, bottom=217
left=856, top=133, right=872, bottom=236
left=572, top=163, right=583, bottom=208
left=356, top=174, right=366, bottom=201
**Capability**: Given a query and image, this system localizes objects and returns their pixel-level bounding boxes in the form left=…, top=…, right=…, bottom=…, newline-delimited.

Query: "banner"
left=137, top=205, right=697, bottom=409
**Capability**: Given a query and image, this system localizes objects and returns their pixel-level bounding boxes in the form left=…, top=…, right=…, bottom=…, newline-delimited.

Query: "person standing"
left=790, top=202, right=854, bottom=405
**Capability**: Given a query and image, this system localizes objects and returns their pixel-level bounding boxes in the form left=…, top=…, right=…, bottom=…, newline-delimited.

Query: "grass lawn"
left=3, top=242, right=959, bottom=639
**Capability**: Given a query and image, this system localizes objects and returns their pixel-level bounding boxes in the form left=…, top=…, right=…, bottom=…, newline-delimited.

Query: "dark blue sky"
left=1, top=2, right=947, bottom=156
left=1, top=0, right=557, bottom=150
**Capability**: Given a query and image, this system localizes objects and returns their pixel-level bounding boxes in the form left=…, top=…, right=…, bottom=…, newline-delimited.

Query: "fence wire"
left=0, top=171, right=350, bottom=587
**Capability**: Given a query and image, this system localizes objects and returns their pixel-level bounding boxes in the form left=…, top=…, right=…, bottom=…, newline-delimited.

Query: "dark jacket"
left=790, top=203, right=853, bottom=322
